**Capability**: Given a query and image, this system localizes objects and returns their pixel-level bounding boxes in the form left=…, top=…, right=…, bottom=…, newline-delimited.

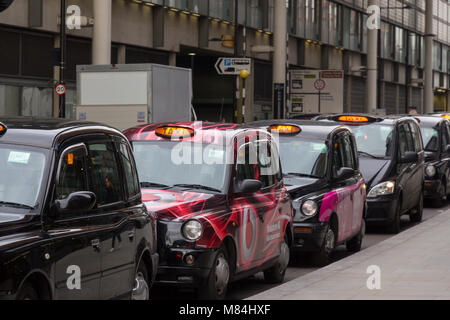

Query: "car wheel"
left=346, top=218, right=365, bottom=252
left=410, top=192, right=424, bottom=222
left=263, top=235, right=290, bottom=284
left=198, top=248, right=230, bottom=300
left=17, top=283, right=39, bottom=300
left=131, top=261, right=150, bottom=300
left=432, top=183, right=446, bottom=208
left=387, top=199, right=401, bottom=234
left=311, top=225, right=335, bottom=267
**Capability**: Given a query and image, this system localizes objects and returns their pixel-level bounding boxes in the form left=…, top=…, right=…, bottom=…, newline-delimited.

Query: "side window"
left=255, top=140, right=280, bottom=188
left=235, top=143, right=256, bottom=183
left=404, top=123, right=415, bottom=152
left=398, top=124, right=408, bottom=157
left=441, top=123, right=449, bottom=152
left=55, top=145, right=88, bottom=201
left=332, top=136, right=345, bottom=176
left=86, top=141, right=123, bottom=206
left=342, top=134, right=355, bottom=169
left=409, top=122, right=423, bottom=152
left=119, top=142, right=140, bottom=199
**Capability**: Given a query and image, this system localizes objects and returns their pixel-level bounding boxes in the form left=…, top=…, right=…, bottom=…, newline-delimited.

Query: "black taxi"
left=0, top=118, right=157, bottom=300
left=411, top=116, right=450, bottom=207
left=320, top=114, right=425, bottom=233
left=250, top=120, right=366, bottom=266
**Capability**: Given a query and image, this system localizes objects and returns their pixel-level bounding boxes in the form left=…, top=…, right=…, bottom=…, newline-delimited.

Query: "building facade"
left=0, top=0, right=449, bottom=121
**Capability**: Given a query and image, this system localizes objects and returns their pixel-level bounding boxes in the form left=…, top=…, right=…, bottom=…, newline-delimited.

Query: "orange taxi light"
left=294, top=227, right=312, bottom=233
left=441, top=114, right=450, bottom=120
left=155, top=126, right=195, bottom=139
left=0, top=123, right=6, bottom=136
left=338, top=115, right=369, bottom=122
left=68, top=153, right=74, bottom=165
left=268, top=125, right=301, bottom=135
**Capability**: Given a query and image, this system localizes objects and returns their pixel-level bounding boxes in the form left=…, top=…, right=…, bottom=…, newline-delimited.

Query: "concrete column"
left=424, top=0, right=434, bottom=113
left=366, top=0, right=378, bottom=114
left=92, top=0, right=112, bottom=65
left=169, top=52, right=177, bottom=66
left=273, top=0, right=287, bottom=119
left=117, top=45, right=126, bottom=64
left=53, top=35, right=61, bottom=118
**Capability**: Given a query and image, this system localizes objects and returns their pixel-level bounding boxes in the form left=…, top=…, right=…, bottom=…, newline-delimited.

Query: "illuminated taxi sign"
left=337, top=115, right=369, bottom=123
left=0, top=122, right=6, bottom=136
left=268, top=124, right=301, bottom=135
left=155, top=126, right=195, bottom=139
left=441, top=114, right=450, bottom=120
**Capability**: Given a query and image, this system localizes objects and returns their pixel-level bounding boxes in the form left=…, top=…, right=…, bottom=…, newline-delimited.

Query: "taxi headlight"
left=301, top=200, right=318, bottom=217
left=425, top=165, right=436, bottom=178
left=182, top=220, right=203, bottom=241
left=368, top=181, right=395, bottom=198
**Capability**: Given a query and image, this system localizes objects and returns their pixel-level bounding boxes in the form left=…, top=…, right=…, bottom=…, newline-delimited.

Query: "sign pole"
left=59, top=0, right=66, bottom=118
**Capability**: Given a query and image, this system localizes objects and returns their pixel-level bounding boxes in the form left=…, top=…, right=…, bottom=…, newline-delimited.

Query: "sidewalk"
left=249, top=210, right=450, bottom=300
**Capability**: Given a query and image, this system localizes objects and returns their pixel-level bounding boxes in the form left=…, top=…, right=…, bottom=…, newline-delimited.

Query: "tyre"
left=17, top=283, right=39, bottom=300
left=310, top=225, right=335, bottom=267
left=346, top=218, right=365, bottom=252
left=387, top=199, right=401, bottom=234
left=432, top=183, right=446, bottom=208
left=410, top=192, right=424, bottom=222
left=132, top=261, right=150, bottom=300
left=198, top=248, right=230, bottom=300
left=263, top=235, right=290, bottom=284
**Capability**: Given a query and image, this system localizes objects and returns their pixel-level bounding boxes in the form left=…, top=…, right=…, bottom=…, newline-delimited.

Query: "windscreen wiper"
left=172, top=184, right=222, bottom=193
left=0, top=201, right=34, bottom=210
left=140, top=182, right=171, bottom=189
left=285, top=173, right=320, bottom=179
left=357, top=151, right=385, bottom=159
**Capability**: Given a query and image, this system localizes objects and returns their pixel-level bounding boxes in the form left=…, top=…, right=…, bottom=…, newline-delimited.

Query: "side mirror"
left=233, top=179, right=262, bottom=194
left=335, top=167, right=355, bottom=181
left=51, top=191, right=96, bottom=218
left=400, top=151, right=418, bottom=164
left=446, top=145, right=450, bottom=153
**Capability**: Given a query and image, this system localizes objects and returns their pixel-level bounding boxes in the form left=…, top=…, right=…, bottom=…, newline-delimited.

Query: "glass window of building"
left=209, top=0, right=234, bottom=21
left=247, top=0, right=263, bottom=29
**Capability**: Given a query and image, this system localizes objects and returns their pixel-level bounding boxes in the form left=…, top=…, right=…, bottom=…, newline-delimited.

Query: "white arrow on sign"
left=215, top=57, right=251, bottom=76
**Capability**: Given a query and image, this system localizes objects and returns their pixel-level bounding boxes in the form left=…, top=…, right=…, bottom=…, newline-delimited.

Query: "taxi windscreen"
left=352, top=124, right=394, bottom=159
left=132, top=141, right=228, bottom=193
left=0, top=144, right=47, bottom=209
left=278, top=137, right=328, bottom=178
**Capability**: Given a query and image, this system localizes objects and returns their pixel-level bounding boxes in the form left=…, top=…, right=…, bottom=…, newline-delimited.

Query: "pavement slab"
left=248, top=210, right=450, bottom=300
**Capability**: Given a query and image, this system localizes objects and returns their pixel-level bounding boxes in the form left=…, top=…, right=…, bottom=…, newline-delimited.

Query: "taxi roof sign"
left=268, top=124, right=301, bottom=135
left=0, top=122, right=7, bottom=136
left=441, top=114, right=450, bottom=120
left=155, top=126, right=195, bottom=139
left=337, top=115, right=369, bottom=123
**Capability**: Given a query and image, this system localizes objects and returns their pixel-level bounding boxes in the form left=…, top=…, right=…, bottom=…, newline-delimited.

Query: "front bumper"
left=424, top=179, right=441, bottom=199
left=155, top=248, right=217, bottom=287
left=366, top=194, right=398, bottom=226
left=291, top=221, right=328, bottom=252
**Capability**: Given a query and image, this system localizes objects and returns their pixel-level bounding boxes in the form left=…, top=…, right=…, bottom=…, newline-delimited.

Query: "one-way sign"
left=215, top=57, right=251, bottom=75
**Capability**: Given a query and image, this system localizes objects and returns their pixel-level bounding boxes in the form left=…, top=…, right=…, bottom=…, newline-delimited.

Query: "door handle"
left=91, top=239, right=100, bottom=251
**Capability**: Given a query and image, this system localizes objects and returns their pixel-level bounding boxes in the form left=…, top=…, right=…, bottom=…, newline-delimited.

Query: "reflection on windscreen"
left=421, top=127, right=439, bottom=152
left=279, top=138, right=328, bottom=177
left=133, top=141, right=227, bottom=192
left=0, top=145, right=46, bottom=208
left=352, top=124, right=394, bottom=158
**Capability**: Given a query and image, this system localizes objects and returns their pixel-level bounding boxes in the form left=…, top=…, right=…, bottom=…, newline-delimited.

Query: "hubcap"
left=132, top=271, right=149, bottom=300
left=324, top=229, right=335, bottom=253
left=215, top=253, right=229, bottom=296
left=278, top=240, right=290, bottom=274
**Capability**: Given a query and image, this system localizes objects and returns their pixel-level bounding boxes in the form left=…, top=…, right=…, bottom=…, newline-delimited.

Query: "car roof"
left=0, top=116, right=123, bottom=149
left=249, top=120, right=348, bottom=140
left=124, top=121, right=267, bottom=145
left=411, top=115, right=447, bottom=127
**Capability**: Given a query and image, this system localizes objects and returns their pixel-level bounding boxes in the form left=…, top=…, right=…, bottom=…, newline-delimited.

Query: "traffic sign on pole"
left=55, top=83, right=66, bottom=96
left=215, top=57, right=251, bottom=76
